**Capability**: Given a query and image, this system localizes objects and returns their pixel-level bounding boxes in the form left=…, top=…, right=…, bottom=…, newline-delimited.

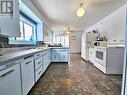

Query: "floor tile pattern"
left=28, top=54, right=122, bottom=95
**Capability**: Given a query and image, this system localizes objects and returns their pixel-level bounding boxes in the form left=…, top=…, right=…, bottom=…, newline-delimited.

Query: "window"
left=61, top=36, right=65, bottom=45
left=64, top=35, right=69, bottom=46
left=9, top=15, right=36, bottom=44
left=24, top=23, right=33, bottom=41
left=17, top=21, right=24, bottom=40
left=55, top=35, right=69, bottom=47
left=18, top=15, right=36, bottom=42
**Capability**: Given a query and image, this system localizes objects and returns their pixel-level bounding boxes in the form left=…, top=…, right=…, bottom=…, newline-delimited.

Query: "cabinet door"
left=51, top=49, right=59, bottom=62
left=89, top=48, right=95, bottom=64
left=0, top=0, right=20, bottom=37
left=43, top=54, right=47, bottom=71
left=21, top=56, right=35, bottom=95
left=43, top=51, right=50, bottom=71
left=0, top=63, right=22, bottom=95
left=59, top=49, right=69, bottom=62
left=47, top=50, right=51, bottom=65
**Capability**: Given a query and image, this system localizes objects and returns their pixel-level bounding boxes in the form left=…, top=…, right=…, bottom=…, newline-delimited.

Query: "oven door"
left=95, top=48, right=106, bottom=66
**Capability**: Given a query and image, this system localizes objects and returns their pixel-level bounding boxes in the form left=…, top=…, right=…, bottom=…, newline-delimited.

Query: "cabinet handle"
left=38, top=62, right=41, bottom=64
left=24, top=55, right=32, bottom=59
left=0, top=69, right=15, bottom=77
left=25, top=61, right=31, bottom=64
left=5, top=63, right=16, bottom=68
left=37, top=54, right=40, bottom=56
left=38, top=71, right=41, bottom=75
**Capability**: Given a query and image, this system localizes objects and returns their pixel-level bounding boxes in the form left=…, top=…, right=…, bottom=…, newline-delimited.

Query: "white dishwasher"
left=21, top=55, right=35, bottom=95
left=0, top=60, right=22, bottom=95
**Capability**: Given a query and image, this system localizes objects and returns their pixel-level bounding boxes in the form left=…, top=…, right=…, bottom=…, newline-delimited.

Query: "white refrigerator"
left=81, top=32, right=98, bottom=61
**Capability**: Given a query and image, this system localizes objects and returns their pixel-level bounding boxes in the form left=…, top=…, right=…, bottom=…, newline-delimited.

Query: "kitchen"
left=0, top=0, right=126, bottom=95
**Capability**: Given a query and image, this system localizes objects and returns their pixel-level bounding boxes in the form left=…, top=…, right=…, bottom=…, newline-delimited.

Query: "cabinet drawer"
left=34, top=57, right=42, bottom=70
left=34, top=52, right=42, bottom=59
left=23, top=56, right=33, bottom=64
left=35, top=66, right=43, bottom=82
left=51, top=49, right=60, bottom=52
left=42, top=50, right=49, bottom=55
left=59, top=49, right=68, bottom=51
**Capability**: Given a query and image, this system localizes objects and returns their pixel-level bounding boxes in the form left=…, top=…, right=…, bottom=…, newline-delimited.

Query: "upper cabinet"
left=0, top=0, right=20, bottom=37
left=43, top=24, right=53, bottom=44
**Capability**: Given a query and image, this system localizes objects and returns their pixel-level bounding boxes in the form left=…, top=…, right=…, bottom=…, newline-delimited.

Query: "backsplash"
left=0, top=35, right=33, bottom=48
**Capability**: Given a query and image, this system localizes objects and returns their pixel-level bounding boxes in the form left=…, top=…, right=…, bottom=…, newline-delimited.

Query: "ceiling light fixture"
left=77, top=3, right=85, bottom=17
left=66, top=26, right=73, bottom=34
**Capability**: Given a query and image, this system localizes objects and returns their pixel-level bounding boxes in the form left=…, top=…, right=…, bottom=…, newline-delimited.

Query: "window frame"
left=55, top=34, right=69, bottom=47
left=9, top=12, right=37, bottom=45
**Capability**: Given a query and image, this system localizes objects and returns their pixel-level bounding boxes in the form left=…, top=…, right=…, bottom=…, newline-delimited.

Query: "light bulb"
left=77, top=3, right=85, bottom=17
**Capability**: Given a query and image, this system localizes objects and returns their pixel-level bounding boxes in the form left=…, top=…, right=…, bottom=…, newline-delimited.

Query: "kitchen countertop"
left=94, top=46, right=124, bottom=48
left=0, top=47, right=69, bottom=65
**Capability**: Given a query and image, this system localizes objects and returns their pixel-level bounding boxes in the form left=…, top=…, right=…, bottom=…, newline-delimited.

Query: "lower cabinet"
left=43, top=50, right=51, bottom=71
left=0, top=48, right=69, bottom=95
left=51, top=48, right=69, bottom=62
left=59, top=49, right=69, bottom=62
left=21, top=56, right=35, bottom=95
left=0, top=61, right=22, bottom=95
left=35, top=66, right=43, bottom=82
left=51, top=49, right=59, bottom=62
left=34, top=54, right=43, bottom=82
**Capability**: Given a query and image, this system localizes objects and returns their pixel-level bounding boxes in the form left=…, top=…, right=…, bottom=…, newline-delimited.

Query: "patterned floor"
left=28, top=54, right=122, bottom=95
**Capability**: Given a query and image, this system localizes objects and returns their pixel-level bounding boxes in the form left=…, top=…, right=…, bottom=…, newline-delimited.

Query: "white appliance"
left=94, top=47, right=124, bottom=74
left=95, top=47, right=107, bottom=66
left=81, top=32, right=98, bottom=61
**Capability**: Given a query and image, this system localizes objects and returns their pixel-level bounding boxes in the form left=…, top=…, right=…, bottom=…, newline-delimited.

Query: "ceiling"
left=31, top=0, right=125, bottom=34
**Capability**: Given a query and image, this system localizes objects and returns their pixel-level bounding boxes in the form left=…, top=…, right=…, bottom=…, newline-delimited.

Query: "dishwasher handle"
left=0, top=69, right=15, bottom=78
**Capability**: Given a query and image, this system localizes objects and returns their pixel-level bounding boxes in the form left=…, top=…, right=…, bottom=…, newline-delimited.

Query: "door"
left=21, top=56, right=35, bottom=95
left=0, top=63, right=22, bottom=95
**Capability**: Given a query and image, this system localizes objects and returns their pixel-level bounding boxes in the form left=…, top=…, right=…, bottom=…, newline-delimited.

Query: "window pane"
left=56, top=36, right=60, bottom=44
left=61, top=36, right=64, bottom=46
left=24, top=23, right=33, bottom=41
left=17, top=21, right=24, bottom=40
left=65, top=35, right=69, bottom=47
left=53, top=33, right=55, bottom=43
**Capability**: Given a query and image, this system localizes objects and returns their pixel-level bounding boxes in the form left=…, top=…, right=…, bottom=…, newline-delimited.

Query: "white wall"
left=85, top=4, right=126, bottom=43
left=69, top=32, right=83, bottom=53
